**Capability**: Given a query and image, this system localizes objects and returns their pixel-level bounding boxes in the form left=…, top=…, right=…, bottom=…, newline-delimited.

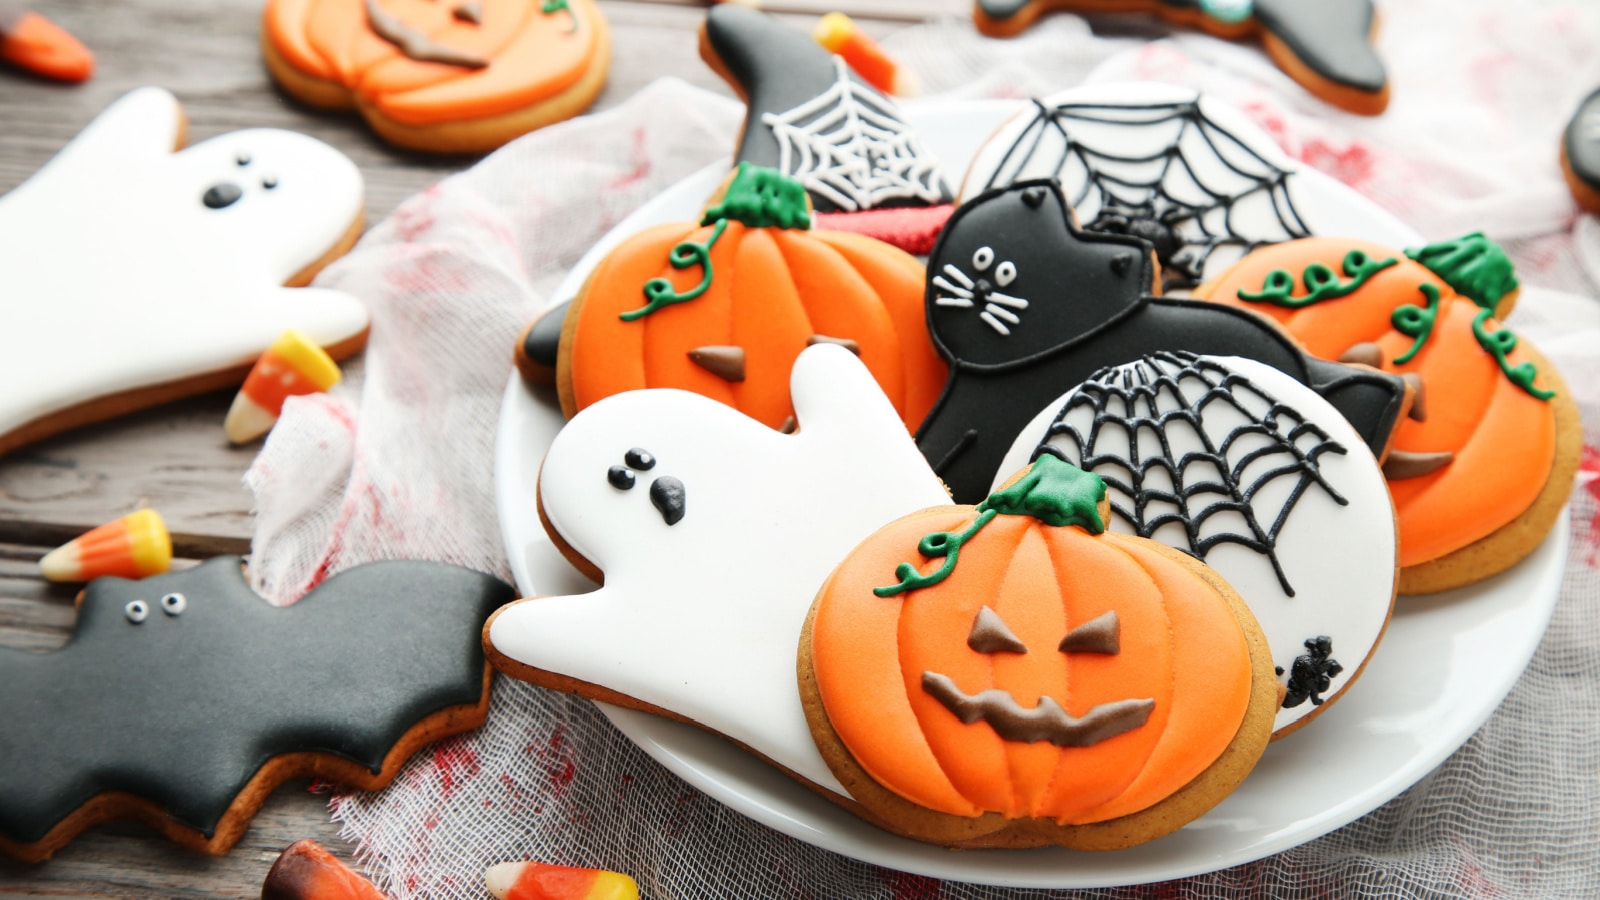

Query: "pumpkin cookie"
left=971, top=0, right=1388, bottom=115
left=1197, top=236, right=1579, bottom=593
left=262, top=0, right=611, bottom=154
left=800, top=454, right=1278, bottom=849
left=545, top=163, right=946, bottom=432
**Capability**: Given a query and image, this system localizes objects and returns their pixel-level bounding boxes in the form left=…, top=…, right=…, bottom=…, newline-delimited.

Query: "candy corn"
left=485, top=861, right=640, bottom=900
left=0, top=6, right=93, bottom=83
left=813, top=12, right=917, bottom=97
left=225, top=330, right=342, bottom=444
left=261, top=840, right=387, bottom=900
left=39, top=509, right=171, bottom=583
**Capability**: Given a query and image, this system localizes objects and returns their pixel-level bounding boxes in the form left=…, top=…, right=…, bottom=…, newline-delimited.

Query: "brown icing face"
left=925, top=609, right=1154, bottom=748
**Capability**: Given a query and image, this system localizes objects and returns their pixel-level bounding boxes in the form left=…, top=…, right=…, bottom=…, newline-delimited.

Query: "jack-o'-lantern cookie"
left=544, top=163, right=946, bottom=432
left=800, top=454, right=1278, bottom=849
left=1197, top=236, right=1580, bottom=593
left=262, top=0, right=610, bottom=153
left=971, top=0, right=1388, bottom=116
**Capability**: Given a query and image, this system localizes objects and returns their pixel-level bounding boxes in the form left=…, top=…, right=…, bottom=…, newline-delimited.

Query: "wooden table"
left=0, top=0, right=948, bottom=894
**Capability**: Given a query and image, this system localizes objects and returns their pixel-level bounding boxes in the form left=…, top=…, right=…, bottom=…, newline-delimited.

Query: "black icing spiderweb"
left=976, top=99, right=1311, bottom=285
left=1033, top=352, right=1347, bottom=596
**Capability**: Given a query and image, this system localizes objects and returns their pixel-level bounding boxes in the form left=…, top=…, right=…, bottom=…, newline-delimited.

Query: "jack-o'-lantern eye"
left=1058, top=610, right=1120, bottom=655
left=967, top=606, right=1026, bottom=654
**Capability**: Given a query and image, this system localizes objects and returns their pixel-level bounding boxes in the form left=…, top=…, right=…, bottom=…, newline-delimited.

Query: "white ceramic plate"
left=494, top=96, right=1568, bottom=888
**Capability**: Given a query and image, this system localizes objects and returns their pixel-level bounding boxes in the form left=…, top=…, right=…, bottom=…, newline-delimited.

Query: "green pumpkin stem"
left=700, top=163, right=812, bottom=231
left=1405, top=232, right=1518, bottom=311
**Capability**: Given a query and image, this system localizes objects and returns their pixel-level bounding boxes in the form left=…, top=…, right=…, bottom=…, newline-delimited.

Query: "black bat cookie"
left=0, top=556, right=512, bottom=861
left=914, top=180, right=1411, bottom=503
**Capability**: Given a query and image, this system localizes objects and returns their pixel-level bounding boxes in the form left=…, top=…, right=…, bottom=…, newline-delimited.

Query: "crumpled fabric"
left=246, top=3, right=1600, bottom=896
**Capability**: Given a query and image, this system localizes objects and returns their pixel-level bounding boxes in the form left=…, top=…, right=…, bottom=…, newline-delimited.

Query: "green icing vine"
left=701, top=163, right=811, bottom=230
left=1391, top=283, right=1442, bottom=365
left=1235, top=250, right=1397, bottom=309
left=1405, top=232, right=1517, bottom=311
left=541, top=0, right=578, bottom=33
left=874, top=454, right=1106, bottom=598
left=1471, top=309, right=1556, bottom=400
left=620, top=218, right=729, bottom=322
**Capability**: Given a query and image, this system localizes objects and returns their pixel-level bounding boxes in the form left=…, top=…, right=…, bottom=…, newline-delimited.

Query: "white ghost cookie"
left=0, top=87, right=368, bottom=458
left=993, top=352, right=1397, bottom=737
left=485, top=344, right=953, bottom=794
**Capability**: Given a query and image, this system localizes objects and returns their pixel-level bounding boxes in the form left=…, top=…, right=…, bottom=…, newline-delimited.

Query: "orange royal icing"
left=1199, top=238, right=1557, bottom=567
left=810, top=506, right=1252, bottom=824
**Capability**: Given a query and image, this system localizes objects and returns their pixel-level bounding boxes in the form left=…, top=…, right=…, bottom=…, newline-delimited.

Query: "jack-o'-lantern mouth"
left=921, top=671, right=1153, bottom=748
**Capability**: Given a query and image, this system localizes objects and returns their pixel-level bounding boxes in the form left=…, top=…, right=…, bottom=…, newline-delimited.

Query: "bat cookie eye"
left=607, top=466, right=636, bottom=490
left=124, top=600, right=149, bottom=624
left=161, top=592, right=187, bottom=616
left=996, top=261, right=1017, bottom=287
left=972, top=246, right=994, bottom=271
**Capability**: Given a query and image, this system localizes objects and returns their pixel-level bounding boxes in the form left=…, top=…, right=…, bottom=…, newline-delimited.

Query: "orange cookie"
left=1197, top=236, right=1580, bottom=593
left=262, top=0, right=610, bottom=154
left=552, top=163, right=946, bottom=433
left=972, top=0, right=1389, bottom=116
left=801, top=454, right=1278, bottom=849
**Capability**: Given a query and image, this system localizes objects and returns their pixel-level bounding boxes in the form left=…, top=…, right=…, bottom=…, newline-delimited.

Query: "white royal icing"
left=487, top=344, right=953, bottom=795
left=0, top=87, right=368, bottom=450
left=992, top=354, right=1397, bottom=735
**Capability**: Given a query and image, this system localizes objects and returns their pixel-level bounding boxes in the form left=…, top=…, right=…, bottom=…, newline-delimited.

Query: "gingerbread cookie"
left=0, top=557, right=511, bottom=861
left=0, top=87, right=368, bottom=461
left=995, top=352, right=1397, bottom=737
left=972, top=0, right=1387, bottom=115
left=547, top=163, right=946, bottom=432
left=1563, top=87, right=1600, bottom=214
left=700, top=5, right=953, bottom=254
left=262, top=0, right=611, bottom=153
left=486, top=344, right=954, bottom=797
left=913, top=179, right=1412, bottom=504
left=800, top=454, right=1278, bottom=849
left=1197, top=236, right=1579, bottom=593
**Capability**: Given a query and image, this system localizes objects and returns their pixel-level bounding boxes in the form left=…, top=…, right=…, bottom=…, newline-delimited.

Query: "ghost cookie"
left=800, top=454, right=1278, bottom=849
left=0, top=87, right=368, bottom=461
left=971, top=0, right=1387, bottom=115
left=1563, top=87, right=1600, bottom=214
left=994, top=352, right=1397, bottom=737
left=1197, top=236, right=1580, bottom=593
left=545, top=163, right=946, bottom=433
left=262, top=0, right=611, bottom=153
left=699, top=5, right=953, bottom=254
left=485, top=344, right=954, bottom=797
left=913, top=179, right=1413, bottom=504
left=0, top=556, right=512, bottom=862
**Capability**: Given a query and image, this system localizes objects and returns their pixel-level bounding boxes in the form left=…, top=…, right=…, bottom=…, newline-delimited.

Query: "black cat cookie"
left=0, top=557, right=512, bottom=862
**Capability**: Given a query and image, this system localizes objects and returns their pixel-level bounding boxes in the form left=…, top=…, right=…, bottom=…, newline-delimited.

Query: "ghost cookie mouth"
left=921, top=671, right=1154, bottom=748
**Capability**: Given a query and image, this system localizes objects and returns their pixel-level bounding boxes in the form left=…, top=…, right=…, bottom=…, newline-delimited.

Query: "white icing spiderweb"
left=760, top=58, right=946, bottom=212
left=1034, top=351, right=1347, bottom=596
left=976, top=99, right=1311, bottom=284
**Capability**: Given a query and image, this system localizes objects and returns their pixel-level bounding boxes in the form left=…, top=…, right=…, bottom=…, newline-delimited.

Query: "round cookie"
left=970, top=0, right=1388, bottom=115
left=1197, top=236, right=1580, bottom=593
left=800, top=454, right=1278, bottom=849
left=1563, top=86, right=1600, bottom=214
left=262, top=0, right=611, bottom=154
left=993, top=352, right=1397, bottom=737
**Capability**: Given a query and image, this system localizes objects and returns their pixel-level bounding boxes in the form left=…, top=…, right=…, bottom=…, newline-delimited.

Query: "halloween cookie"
left=0, top=557, right=512, bottom=862
left=913, top=179, right=1412, bottom=504
left=486, top=344, right=954, bottom=797
left=263, top=840, right=386, bottom=900
left=995, top=352, right=1397, bottom=737
left=960, top=83, right=1410, bottom=287
left=262, top=0, right=611, bottom=153
left=0, top=87, right=368, bottom=461
left=800, top=454, right=1278, bottom=849
left=700, top=5, right=953, bottom=254
left=971, top=0, right=1388, bottom=115
left=1563, top=87, right=1600, bottom=214
left=1197, top=237, right=1580, bottom=593
left=543, top=163, right=946, bottom=432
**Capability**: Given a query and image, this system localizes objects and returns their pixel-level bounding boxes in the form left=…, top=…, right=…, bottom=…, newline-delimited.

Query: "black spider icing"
left=1278, top=635, right=1344, bottom=708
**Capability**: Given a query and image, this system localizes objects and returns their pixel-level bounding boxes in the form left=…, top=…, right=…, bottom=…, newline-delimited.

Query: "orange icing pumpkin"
left=807, top=456, right=1272, bottom=846
left=560, top=164, right=946, bottom=432
left=262, top=0, right=609, bottom=152
left=1197, top=237, right=1562, bottom=572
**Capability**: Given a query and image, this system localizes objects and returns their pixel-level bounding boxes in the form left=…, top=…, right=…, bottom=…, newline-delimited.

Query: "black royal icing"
left=1565, top=86, right=1600, bottom=194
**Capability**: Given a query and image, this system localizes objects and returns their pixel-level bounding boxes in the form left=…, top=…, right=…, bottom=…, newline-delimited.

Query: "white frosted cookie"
left=485, top=344, right=954, bottom=794
left=0, top=87, right=368, bottom=458
left=993, top=352, right=1397, bottom=737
